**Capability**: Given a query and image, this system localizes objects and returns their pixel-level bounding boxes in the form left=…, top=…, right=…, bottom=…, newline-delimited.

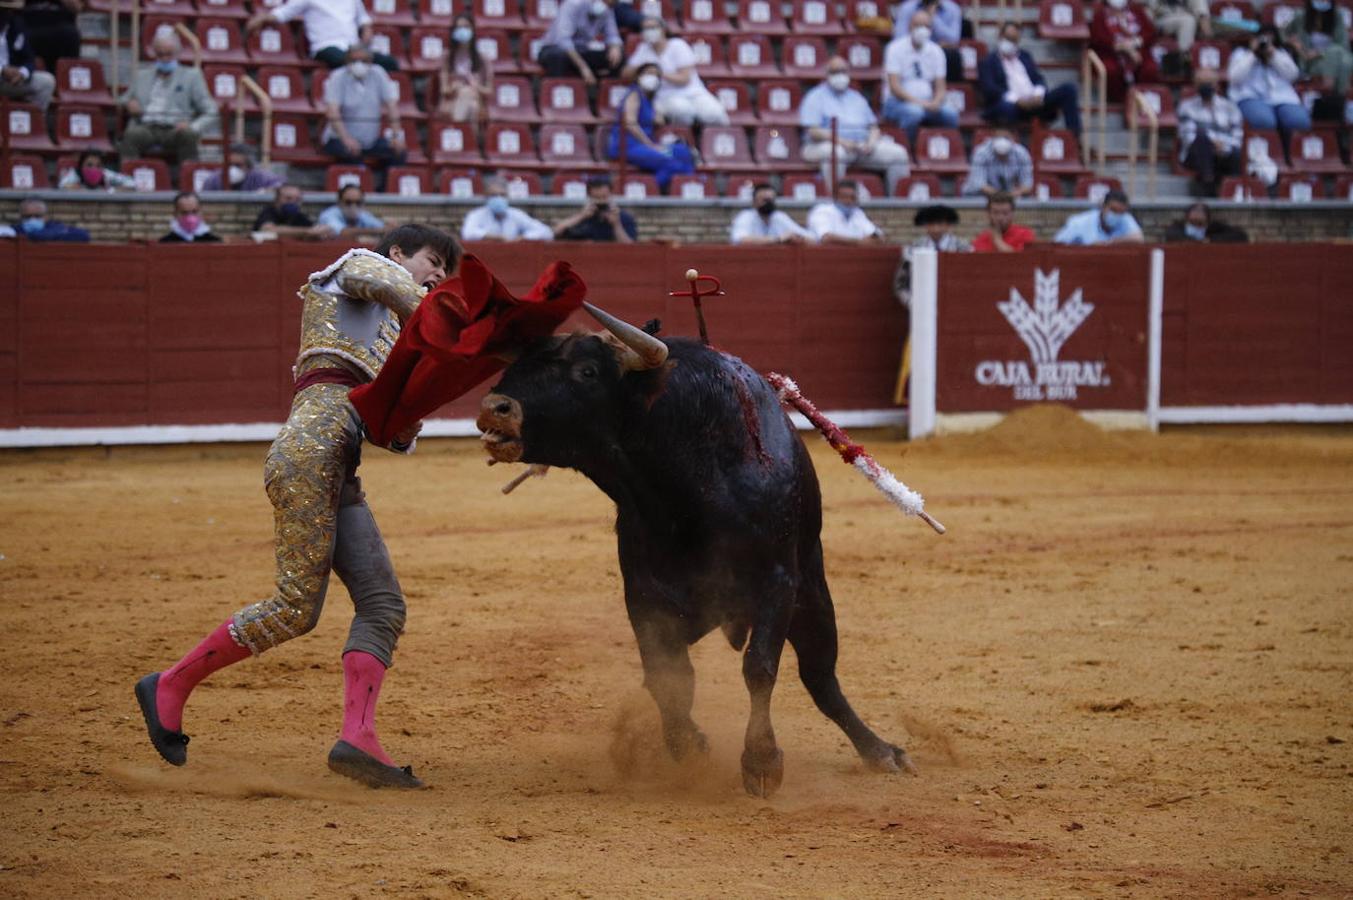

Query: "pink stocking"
left=156, top=620, right=250, bottom=731
left=340, top=651, right=395, bottom=766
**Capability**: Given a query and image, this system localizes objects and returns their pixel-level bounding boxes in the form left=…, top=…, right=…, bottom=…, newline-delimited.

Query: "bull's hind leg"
left=740, top=593, right=793, bottom=798
left=631, top=616, right=709, bottom=761
left=788, top=572, right=916, bottom=775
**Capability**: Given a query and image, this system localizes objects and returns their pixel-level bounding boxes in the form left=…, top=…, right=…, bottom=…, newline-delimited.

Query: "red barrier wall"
left=0, top=242, right=906, bottom=430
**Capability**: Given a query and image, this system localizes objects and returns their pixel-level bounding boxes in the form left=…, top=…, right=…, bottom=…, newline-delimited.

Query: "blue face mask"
left=836, top=202, right=857, bottom=217
left=1312, top=0, right=1331, bottom=10
left=1184, top=223, right=1207, bottom=240
left=486, top=195, right=510, bottom=216
left=452, top=26, right=473, bottom=42
left=279, top=202, right=302, bottom=217
left=20, top=217, right=45, bottom=234
left=1102, top=209, right=1126, bottom=231
left=155, top=59, right=178, bottom=75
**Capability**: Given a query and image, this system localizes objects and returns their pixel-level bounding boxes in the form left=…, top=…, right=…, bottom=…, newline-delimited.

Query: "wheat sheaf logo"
left=975, top=269, right=1110, bottom=401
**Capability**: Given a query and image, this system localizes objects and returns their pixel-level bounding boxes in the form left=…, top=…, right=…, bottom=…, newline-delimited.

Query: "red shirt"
left=972, top=224, right=1036, bottom=253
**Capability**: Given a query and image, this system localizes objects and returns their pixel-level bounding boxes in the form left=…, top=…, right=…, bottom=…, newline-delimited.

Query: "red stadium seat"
left=473, top=0, right=524, bottom=31
left=386, top=166, right=431, bottom=196
left=846, top=0, right=886, bottom=25
left=728, top=34, right=781, bottom=78
left=1243, top=129, right=1291, bottom=174
left=1032, top=128, right=1086, bottom=174
left=490, top=76, right=540, bottom=123
left=540, top=78, right=597, bottom=123
left=523, top=0, right=560, bottom=28
left=597, top=79, right=630, bottom=121
left=1191, top=40, right=1229, bottom=74
left=1209, top=0, right=1253, bottom=26
left=407, top=27, right=449, bottom=73
left=1261, top=2, right=1302, bottom=29
left=754, top=125, right=811, bottom=170
left=737, top=0, right=789, bottom=34
left=418, top=0, right=457, bottom=27
left=268, top=114, right=325, bottom=164
left=552, top=172, right=590, bottom=198
left=684, top=0, right=737, bottom=34
left=670, top=173, right=713, bottom=198
left=257, top=66, right=312, bottom=113
left=942, top=83, right=981, bottom=128
left=1288, top=131, right=1345, bottom=173
left=914, top=127, right=968, bottom=174
left=1125, top=85, right=1178, bottom=128
left=387, top=71, right=426, bottom=120
left=1334, top=174, right=1353, bottom=201
left=957, top=40, right=986, bottom=82
left=121, top=158, right=172, bottom=191
left=724, top=174, right=758, bottom=200
left=893, top=174, right=943, bottom=200
left=325, top=165, right=374, bottom=192
left=1218, top=175, right=1267, bottom=201
left=248, top=21, right=305, bottom=66
left=782, top=36, right=829, bottom=80
left=180, top=161, right=226, bottom=193
left=791, top=0, right=845, bottom=34
left=140, top=0, right=197, bottom=17
left=706, top=80, right=757, bottom=124
left=502, top=171, right=543, bottom=197
left=756, top=79, right=802, bottom=126
left=56, top=105, right=113, bottom=153
left=194, top=18, right=251, bottom=64
left=617, top=173, right=661, bottom=200
left=1032, top=172, right=1065, bottom=199
left=780, top=173, right=824, bottom=200
left=366, top=26, right=411, bottom=70
left=1, top=154, right=50, bottom=189
left=428, top=120, right=484, bottom=165
left=203, top=65, right=259, bottom=114
left=1072, top=174, right=1123, bottom=201
left=438, top=168, right=483, bottom=198
left=198, top=0, right=250, bottom=18
left=838, top=35, right=884, bottom=82
left=687, top=36, right=731, bottom=77
left=1039, top=0, right=1090, bottom=41
left=845, top=171, right=886, bottom=199
left=518, top=29, right=549, bottom=76
left=540, top=123, right=602, bottom=169
left=56, top=59, right=116, bottom=107
left=369, top=0, right=418, bottom=27
left=701, top=125, right=758, bottom=171
left=1275, top=174, right=1325, bottom=201
left=475, top=31, right=514, bottom=74
left=635, top=0, right=676, bottom=20
left=485, top=122, right=541, bottom=167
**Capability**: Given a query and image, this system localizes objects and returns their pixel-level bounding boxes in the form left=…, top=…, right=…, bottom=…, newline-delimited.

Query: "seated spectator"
left=881, top=10, right=959, bottom=144
left=729, top=183, right=814, bottom=244
left=800, top=58, right=911, bottom=192
left=1054, top=189, right=1144, bottom=244
left=13, top=196, right=89, bottom=242
left=554, top=176, right=637, bottom=242
left=119, top=30, right=219, bottom=164
left=1177, top=68, right=1243, bottom=197
left=461, top=177, right=553, bottom=241
left=911, top=204, right=971, bottom=253
left=605, top=63, right=696, bottom=191
left=58, top=149, right=137, bottom=192
left=160, top=191, right=222, bottom=244
left=0, top=1, right=55, bottom=110
left=893, top=0, right=969, bottom=83
left=20, top=0, right=82, bottom=75
left=1163, top=201, right=1249, bottom=242
left=437, top=15, right=491, bottom=131
left=537, top=0, right=623, bottom=84
left=979, top=23, right=1081, bottom=136
left=317, top=184, right=388, bottom=239
left=622, top=16, right=728, bottom=126
left=1090, top=0, right=1160, bottom=102
left=971, top=191, right=1036, bottom=252
left=0, top=224, right=13, bottom=238
left=807, top=179, right=884, bottom=244
left=248, top=0, right=397, bottom=72
left=1283, top=1, right=1351, bottom=99
left=201, top=143, right=286, bottom=192
left=321, top=45, right=407, bottom=184
left=962, top=128, right=1033, bottom=197
left=1228, top=29, right=1311, bottom=145
left=1147, top=0, right=1211, bottom=56
left=253, top=183, right=320, bottom=238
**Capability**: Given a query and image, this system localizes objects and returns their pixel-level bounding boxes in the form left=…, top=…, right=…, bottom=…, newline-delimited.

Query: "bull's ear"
left=636, top=359, right=678, bottom=410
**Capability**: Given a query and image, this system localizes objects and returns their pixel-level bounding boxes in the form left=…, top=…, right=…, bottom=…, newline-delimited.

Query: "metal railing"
left=1081, top=48, right=1107, bottom=171
left=1127, top=89, right=1159, bottom=200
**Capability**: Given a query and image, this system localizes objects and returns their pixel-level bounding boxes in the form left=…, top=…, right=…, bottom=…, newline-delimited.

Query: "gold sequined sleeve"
left=335, top=254, right=428, bottom=323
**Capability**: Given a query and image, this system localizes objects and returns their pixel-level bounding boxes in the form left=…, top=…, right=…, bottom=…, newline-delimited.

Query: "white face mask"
left=998, top=38, right=1019, bottom=56
left=638, top=73, right=660, bottom=92
left=1107, top=0, right=1127, bottom=10
left=642, top=28, right=662, bottom=44
left=911, top=25, right=931, bottom=45
left=992, top=136, right=1013, bottom=155
left=827, top=72, right=850, bottom=91
left=228, top=165, right=245, bottom=185
left=590, top=0, right=607, bottom=15
left=348, top=60, right=370, bottom=79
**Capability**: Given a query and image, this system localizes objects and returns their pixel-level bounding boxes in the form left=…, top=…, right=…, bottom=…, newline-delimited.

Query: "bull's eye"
left=574, top=362, right=599, bottom=381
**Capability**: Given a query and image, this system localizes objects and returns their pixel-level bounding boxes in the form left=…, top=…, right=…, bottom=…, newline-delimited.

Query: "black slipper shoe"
left=327, top=740, right=425, bottom=789
left=134, top=673, right=190, bottom=767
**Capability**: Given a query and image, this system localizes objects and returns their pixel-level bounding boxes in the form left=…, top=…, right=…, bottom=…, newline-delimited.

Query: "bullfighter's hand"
left=393, top=421, right=423, bottom=447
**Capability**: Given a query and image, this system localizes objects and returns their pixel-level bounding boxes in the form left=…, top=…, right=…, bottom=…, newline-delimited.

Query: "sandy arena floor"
left=0, top=408, right=1350, bottom=898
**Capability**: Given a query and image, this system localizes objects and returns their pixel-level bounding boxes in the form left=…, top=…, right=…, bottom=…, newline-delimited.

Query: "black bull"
left=477, top=330, right=913, bottom=797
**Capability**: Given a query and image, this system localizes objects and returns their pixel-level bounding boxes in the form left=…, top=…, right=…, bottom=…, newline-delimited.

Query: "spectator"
left=1147, top=0, right=1211, bottom=54
left=0, top=0, right=56, bottom=110
left=201, top=143, right=286, bottom=192
left=622, top=16, right=728, bottom=126
left=612, top=0, right=644, bottom=31
left=807, top=179, right=884, bottom=244
left=1177, top=68, right=1243, bottom=197
left=605, top=62, right=696, bottom=191
left=1163, top=201, right=1249, bottom=242
left=248, top=0, right=397, bottom=72
left=1090, top=0, right=1160, bottom=102
left=1054, top=189, right=1144, bottom=245
left=800, top=57, right=911, bottom=192
left=20, top=0, right=81, bottom=75
left=1228, top=28, right=1311, bottom=144
left=0, top=224, right=13, bottom=238
left=537, top=0, right=623, bottom=84
left=554, top=176, right=637, bottom=242
left=437, top=14, right=491, bottom=130
left=13, top=196, right=89, bottom=242
left=881, top=10, right=959, bottom=144
left=893, top=0, right=969, bottom=82
left=962, top=127, right=1034, bottom=197
left=1283, top=0, right=1352, bottom=98
left=316, top=184, right=388, bottom=239
left=119, top=30, right=219, bottom=164
left=159, top=192, right=222, bottom=244
left=321, top=45, right=407, bottom=184
left=729, top=183, right=814, bottom=244
left=971, top=191, right=1036, bottom=252
left=461, top=177, right=553, bottom=241
left=893, top=203, right=969, bottom=304
left=979, top=23, right=1081, bottom=135
left=58, top=149, right=137, bottom=192
left=253, top=183, right=320, bottom=238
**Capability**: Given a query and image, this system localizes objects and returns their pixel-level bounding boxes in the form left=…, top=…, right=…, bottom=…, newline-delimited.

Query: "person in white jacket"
left=621, top=16, right=728, bottom=126
left=1227, top=26, right=1311, bottom=141
left=461, top=177, right=553, bottom=242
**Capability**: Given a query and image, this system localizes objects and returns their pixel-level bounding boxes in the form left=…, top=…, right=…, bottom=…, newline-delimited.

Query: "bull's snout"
left=477, top=393, right=525, bottom=464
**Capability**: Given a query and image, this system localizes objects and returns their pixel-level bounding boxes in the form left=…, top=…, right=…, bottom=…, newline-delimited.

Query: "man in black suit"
left=978, top=22, right=1081, bottom=135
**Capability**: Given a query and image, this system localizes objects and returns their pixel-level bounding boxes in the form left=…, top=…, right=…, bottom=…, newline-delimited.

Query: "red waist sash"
left=293, top=366, right=364, bottom=396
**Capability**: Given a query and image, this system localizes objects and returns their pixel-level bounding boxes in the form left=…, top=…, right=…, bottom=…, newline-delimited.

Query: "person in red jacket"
left=1090, top=0, right=1161, bottom=101
left=971, top=192, right=1036, bottom=253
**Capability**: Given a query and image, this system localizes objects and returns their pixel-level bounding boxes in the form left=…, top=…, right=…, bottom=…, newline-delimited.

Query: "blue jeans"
left=1237, top=99, right=1311, bottom=132
left=881, top=97, right=959, bottom=143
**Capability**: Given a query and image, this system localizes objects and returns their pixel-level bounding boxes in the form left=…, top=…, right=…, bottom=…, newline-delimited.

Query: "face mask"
left=992, top=136, right=1013, bottom=155
left=590, top=0, right=607, bottom=15
left=155, top=59, right=178, bottom=75
left=343, top=206, right=362, bottom=223
left=1312, top=0, right=1331, bottom=9
left=757, top=200, right=776, bottom=217
left=20, top=218, right=45, bottom=234
left=452, top=26, right=472, bottom=42
left=177, top=214, right=202, bottom=232
left=348, top=61, right=370, bottom=79
left=1184, top=223, right=1207, bottom=239
left=836, top=202, right=857, bottom=217
left=1198, top=84, right=1215, bottom=100
left=1102, top=209, right=1125, bottom=230
left=642, top=28, right=662, bottom=44
left=279, top=202, right=301, bottom=216
left=1107, top=0, right=1127, bottom=9
left=911, top=25, right=931, bottom=45
left=638, top=73, right=661, bottom=92
left=81, top=165, right=104, bottom=186
left=827, top=72, right=850, bottom=91
left=998, top=38, right=1019, bottom=56
left=486, top=195, right=510, bottom=216
left=228, top=165, right=245, bottom=186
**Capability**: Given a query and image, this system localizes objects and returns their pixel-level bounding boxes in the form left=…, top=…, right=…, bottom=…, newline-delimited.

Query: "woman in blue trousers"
left=606, top=63, right=695, bottom=192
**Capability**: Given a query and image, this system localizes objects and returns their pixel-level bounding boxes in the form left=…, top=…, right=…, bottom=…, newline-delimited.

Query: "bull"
left=476, top=306, right=914, bottom=797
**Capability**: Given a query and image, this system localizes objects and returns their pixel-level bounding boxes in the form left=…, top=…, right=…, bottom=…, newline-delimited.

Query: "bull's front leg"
left=630, top=615, right=709, bottom=762
left=740, top=580, right=794, bottom=798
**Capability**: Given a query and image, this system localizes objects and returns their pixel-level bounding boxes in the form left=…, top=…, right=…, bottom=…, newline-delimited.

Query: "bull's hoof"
left=666, top=726, right=710, bottom=762
left=740, top=746, right=785, bottom=798
left=864, top=742, right=919, bottom=776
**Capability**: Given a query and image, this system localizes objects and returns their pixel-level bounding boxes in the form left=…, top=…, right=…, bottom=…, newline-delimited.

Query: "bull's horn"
left=583, top=302, right=669, bottom=369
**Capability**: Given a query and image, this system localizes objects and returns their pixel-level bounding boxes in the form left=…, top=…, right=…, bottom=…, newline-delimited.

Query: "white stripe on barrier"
left=1146, top=248, right=1165, bottom=433
left=1156, top=405, right=1353, bottom=424
left=908, top=247, right=939, bottom=440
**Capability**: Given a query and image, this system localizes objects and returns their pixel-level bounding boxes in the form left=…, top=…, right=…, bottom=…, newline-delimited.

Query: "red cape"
left=350, top=254, right=586, bottom=446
